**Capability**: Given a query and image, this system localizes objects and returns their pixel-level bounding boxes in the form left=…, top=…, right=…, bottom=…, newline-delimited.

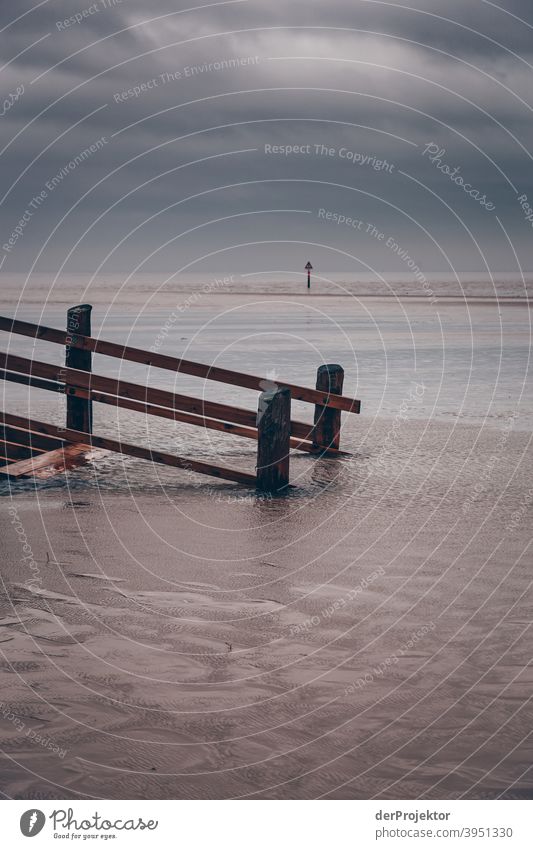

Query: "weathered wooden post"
left=312, top=363, right=344, bottom=451
left=256, top=387, right=291, bottom=492
left=66, top=304, right=92, bottom=433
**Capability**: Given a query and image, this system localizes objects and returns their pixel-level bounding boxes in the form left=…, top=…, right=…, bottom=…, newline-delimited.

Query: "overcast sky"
left=1, top=0, right=533, bottom=275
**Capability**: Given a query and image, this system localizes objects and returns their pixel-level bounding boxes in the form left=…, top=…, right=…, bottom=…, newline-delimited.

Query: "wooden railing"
left=0, top=306, right=361, bottom=491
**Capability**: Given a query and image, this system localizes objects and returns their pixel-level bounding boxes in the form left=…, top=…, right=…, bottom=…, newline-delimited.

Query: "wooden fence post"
left=312, top=364, right=344, bottom=451
left=256, top=387, right=290, bottom=492
left=66, top=304, right=92, bottom=433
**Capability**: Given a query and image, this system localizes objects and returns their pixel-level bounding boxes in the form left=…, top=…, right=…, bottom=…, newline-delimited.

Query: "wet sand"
left=1, top=415, right=532, bottom=800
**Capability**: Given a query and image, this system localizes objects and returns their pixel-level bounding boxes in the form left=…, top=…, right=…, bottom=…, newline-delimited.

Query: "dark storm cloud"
left=1, top=0, right=533, bottom=272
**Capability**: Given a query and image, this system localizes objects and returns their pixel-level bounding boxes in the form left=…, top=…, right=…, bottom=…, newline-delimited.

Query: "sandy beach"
left=0, top=286, right=531, bottom=799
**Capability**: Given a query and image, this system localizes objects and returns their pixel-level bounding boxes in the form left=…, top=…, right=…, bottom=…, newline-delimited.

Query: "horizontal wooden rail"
left=0, top=412, right=257, bottom=486
left=0, top=351, right=314, bottom=441
left=0, top=368, right=343, bottom=456
left=2, top=444, right=96, bottom=479
left=0, top=315, right=360, bottom=414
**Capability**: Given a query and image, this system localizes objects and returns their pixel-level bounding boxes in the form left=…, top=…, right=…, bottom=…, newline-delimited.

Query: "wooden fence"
left=0, top=305, right=361, bottom=491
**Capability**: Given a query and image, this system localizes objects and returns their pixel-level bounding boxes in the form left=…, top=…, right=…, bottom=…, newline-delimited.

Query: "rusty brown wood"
left=1, top=440, right=41, bottom=461
left=0, top=443, right=95, bottom=479
left=66, top=305, right=92, bottom=433
left=0, top=423, right=66, bottom=451
left=0, top=370, right=346, bottom=456
left=256, top=387, right=291, bottom=492
left=0, top=412, right=257, bottom=486
left=0, top=352, right=314, bottom=440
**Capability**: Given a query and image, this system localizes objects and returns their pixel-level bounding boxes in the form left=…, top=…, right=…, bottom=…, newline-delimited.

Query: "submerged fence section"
left=0, top=306, right=361, bottom=491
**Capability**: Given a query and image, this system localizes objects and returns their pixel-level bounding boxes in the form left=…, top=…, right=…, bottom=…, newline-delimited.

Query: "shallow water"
left=0, top=287, right=531, bottom=799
